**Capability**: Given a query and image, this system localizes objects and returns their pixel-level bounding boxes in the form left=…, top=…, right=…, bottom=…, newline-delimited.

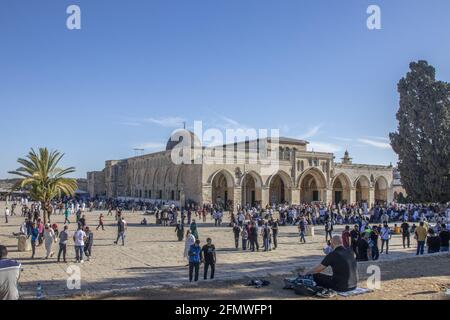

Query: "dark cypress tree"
left=390, top=61, right=450, bottom=203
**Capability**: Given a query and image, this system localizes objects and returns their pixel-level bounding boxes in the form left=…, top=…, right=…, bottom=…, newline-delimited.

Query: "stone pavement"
left=0, top=201, right=417, bottom=299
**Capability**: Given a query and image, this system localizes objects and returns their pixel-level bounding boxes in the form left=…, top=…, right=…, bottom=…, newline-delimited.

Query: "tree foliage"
left=390, top=61, right=450, bottom=203
left=9, top=148, right=78, bottom=223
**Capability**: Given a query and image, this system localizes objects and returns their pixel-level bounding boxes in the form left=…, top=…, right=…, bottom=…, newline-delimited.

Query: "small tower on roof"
left=341, top=150, right=353, bottom=164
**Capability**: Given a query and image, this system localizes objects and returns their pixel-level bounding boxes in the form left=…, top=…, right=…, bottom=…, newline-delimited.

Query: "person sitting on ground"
left=0, top=245, right=21, bottom=300
left=140, top=218, right=148, bottom=225
left=300, top=236, right=357, bottom=292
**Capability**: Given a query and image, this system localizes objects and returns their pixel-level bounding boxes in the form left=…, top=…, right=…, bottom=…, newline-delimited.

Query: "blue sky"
left=1, top=0, right=450, bottom=178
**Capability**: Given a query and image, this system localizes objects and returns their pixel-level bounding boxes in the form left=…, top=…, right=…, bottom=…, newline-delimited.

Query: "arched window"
left=284, top=148, right=290, bottom=160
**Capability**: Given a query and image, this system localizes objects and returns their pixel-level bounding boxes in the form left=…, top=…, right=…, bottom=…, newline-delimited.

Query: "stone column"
left=234, top=187, right=242, bottom=212
left=350, top=187, right=356, bottom=204
left=202, top=185, right=212, bottom=205
left=261, top=186, right=270, bottom=207
left=387, top=187, right=394, bottom=204
left=325, top=188, right=333, bottom=205
left=180, top=189, right=186, bottom=207
left=290, top=188, right=300, bottom=205
left=369, top=187, right=375, bottom=207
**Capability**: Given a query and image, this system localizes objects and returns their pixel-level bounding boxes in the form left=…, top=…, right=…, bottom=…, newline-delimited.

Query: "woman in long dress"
left=43, top=223, right=57, bottom=259
left=183, top=230, right=196, bottom=265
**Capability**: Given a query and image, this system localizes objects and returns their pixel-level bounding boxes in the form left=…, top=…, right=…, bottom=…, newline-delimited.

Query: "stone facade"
left=87, top=132, right=395, bottom=208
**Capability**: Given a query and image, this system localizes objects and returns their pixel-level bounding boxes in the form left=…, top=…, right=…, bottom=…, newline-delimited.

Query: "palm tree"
left=9, top=148, right=78, bottom=224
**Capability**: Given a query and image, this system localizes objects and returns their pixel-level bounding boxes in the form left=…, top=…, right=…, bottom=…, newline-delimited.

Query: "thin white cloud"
left=121, top=122, right=142, bottom=127
left=221, top=116, right=240, bottom=128
left=143, top=117, right=186, bottom=128
left=308, top=141, right=342, bottom=153
left=211, top=115, right=250, bottom=131
left=365, top=136, right=390, bottom=142
left=134, top=142, right=165, bottom=150
left=330, top=136, right=353, bottom=142
left=358, top=138, right=391, bottom=149
left=299, top=124, right=322, bottom=140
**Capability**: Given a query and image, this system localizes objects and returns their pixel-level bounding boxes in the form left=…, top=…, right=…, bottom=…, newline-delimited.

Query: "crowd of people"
left=1, top=195, right=449, bottom=297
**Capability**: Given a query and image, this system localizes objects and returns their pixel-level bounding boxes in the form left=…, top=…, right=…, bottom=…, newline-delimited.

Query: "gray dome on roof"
left=166, top=130, right=201, bottom=151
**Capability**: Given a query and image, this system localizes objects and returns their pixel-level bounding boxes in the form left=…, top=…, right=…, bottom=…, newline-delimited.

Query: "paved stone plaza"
left=0, top=202, right=418, bottom=299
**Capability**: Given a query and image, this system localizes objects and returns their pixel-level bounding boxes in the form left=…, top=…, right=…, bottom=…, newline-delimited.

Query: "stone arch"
left=175, top=166, right=186, bottom=202
left=176, top=166, right=186, bottom=187
left=163, top=167, right=178, bottom=200
left=354, top=175, right=370, bottom=203
left=297, top=168, right=327, bottom=203
left=238, top=170, right=263, bottom=188
left=207, top=169, right=235, bottom=187
left=331, top=173, right=351, bottom=205
left=266, top=170, right=293, bottom=188
left=374, top=175, right=389, bottom=203
left=266, top=170, right=293, bottom=205
left=209, top=169, right=235, bottom=209
left=153, top=168, right=166, bottom=199
left=239, top=171, right=263, bottom=207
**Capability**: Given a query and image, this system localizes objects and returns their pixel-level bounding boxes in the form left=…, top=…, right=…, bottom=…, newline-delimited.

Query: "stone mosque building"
left=87, top=130, right=395, bottom=208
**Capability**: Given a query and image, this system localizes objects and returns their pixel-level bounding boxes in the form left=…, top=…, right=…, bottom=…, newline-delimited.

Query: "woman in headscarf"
left=43, top=223, right=57, bottom=259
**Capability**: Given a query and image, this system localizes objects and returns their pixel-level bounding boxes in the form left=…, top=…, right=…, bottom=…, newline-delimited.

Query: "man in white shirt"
left=73, top=226, right=86, bottom=263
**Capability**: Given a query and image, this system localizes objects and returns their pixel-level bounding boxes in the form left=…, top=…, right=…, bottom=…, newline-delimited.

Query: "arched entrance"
left=355, top=175, right=370, bottom=203
left=332, top=174, right=351, bottom=205
left=269, top=175, right=285, bottom=204
left=375, top=176, right=388, bottom=204
left=267, top=171, right=292, bottom=205
left=299, top=169, right=327, bottom=204
left=210, top=170, right=234, bottom=209
left=240, top=171, right=263, bottom=207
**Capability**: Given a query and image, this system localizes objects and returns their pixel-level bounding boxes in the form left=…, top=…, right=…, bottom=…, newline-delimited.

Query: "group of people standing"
left=340, top=219, right=450, bottom=262
left=180, top=222, right=217, bottom=283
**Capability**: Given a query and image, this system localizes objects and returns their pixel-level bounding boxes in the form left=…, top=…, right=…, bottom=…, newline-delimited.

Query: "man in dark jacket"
left=175, top=221, right=184, bottom=241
